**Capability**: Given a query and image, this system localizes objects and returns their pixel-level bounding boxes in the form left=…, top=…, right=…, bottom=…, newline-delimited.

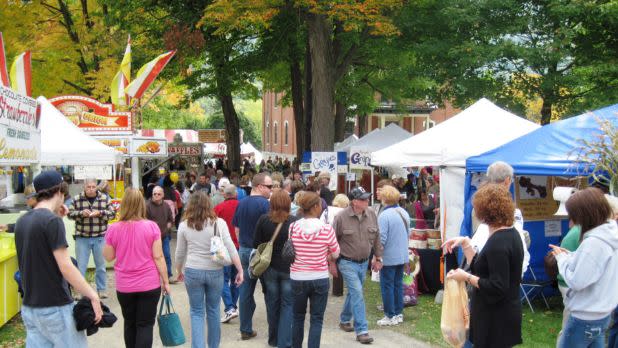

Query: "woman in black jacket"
left=443, top=184, right=524, bottom=348
left=253, top=189, right=299, bottom=348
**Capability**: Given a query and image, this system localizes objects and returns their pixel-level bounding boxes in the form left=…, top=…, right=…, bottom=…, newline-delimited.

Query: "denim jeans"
left=239, top=247, right=257, bottom=334
left=607, top=306, right=618, bottom=348
left=184, top=268, right=224, bottom=348
left=75, top=236, right=106, bottom=291
left=338, top=258, right=369, bottom=335
left=558, top=314, right=611, bottom=348
left=292, top=278, right=329, bottom=348
left=222, top=265, right=239, bottom=312
left=162, top=235, right=172, bottom=278
left=262, top=267, right=293, bottom=348
left=21, top=303, right=87, bottom=347
left=379, top=264, right=404, bottom=318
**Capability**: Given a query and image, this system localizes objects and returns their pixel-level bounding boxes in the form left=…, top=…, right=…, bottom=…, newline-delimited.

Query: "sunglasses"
left=261, top=184, right=273, bottom=189
left=153, top=193, right=163, bottom=196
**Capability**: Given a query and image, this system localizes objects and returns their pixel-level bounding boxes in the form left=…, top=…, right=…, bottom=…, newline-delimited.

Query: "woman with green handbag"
left=253, top=189, right=299, bottom=348
left=103, top=188, right=171, bottom=348
left=175, top=191, right=243, bottom=348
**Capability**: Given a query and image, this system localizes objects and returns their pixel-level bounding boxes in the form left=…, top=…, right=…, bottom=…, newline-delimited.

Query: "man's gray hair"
left=84, top=178, right=97, bottom=186
left=486, top=161, right=514, bottom=184
left=282, top=179, right=292, bottom=189
left=224, top=184, right=237, bottom=197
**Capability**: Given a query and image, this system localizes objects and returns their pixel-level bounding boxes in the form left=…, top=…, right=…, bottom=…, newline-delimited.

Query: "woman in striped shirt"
left=289, top=192, right=340, bottom=348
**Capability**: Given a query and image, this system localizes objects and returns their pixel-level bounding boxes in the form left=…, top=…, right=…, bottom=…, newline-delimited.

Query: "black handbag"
left=281, top=222, right=296, bottom=263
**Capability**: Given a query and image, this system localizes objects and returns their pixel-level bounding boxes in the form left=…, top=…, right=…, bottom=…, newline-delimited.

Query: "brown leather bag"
left=544, top=251, right=559, bottom=280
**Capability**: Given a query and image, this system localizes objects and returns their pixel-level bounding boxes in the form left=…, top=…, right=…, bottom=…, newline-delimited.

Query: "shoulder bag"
left=281, top=222, right=296, bottom=264
left=210, top=219, right=232, bottom=266
left=249, top=222, right=284, bottom=277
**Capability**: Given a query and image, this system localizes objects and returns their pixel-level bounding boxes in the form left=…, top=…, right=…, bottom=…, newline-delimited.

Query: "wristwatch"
left=466, top=273, right=473, bottom=283
left=375, top=257, right=383, bottom=263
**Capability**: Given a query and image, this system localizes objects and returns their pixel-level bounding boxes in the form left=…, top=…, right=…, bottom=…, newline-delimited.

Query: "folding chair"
left=520, top=266, right=552, bottom=312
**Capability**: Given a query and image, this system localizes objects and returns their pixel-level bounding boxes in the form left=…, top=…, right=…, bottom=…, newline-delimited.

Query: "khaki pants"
left=557, top=285, right=570, bottom=347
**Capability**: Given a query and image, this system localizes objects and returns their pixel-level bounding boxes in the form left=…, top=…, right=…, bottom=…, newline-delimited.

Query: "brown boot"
left=339, top=322, right=354, bottom=332
left=356, top=334, right=374, bottom=344
left=241, top=330, right=257, bottom=340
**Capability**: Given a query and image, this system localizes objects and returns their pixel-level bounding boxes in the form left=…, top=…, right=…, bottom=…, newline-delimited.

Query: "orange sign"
left=49, top=95, right=132, bottom=134
left=198, top=129, right=226, bottom=143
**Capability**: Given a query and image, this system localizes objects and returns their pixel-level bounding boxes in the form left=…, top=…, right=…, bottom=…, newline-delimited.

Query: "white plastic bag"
left=440, top=278, right=470, bottom=348
left=371, top=270, right=380, bottom=282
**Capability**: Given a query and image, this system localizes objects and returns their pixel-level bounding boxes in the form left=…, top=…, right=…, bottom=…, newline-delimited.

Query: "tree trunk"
left=220, top=94, right=241, bottom=172
left=334, top=101, right=346, bottom=142
left=304, top=35, right=313, bottom=153
left=540, top=98, right=552, bottom=125
left=290, top=60, right=305, bottom=161
left=358, top=113, right=368, bottom=137
left=307, top=13, right=335, bottom=151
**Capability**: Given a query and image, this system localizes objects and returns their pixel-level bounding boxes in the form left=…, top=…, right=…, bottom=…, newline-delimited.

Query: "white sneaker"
left=394, top=314, right=403, bottom=324
left=221, top=308, right=238, bottom=323
left=376, top=316, right=396, bottom=326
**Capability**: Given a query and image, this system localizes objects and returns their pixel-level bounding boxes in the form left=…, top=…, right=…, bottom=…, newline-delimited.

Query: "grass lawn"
left=0, top=314, right=25, bottom=348
left=364, top=280, right=564, bottom=347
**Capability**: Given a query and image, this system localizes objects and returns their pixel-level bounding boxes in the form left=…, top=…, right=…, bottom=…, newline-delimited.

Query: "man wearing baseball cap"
left=331, top=187, right=384, bottom=344
left=15, top=171, right=102, bottom=347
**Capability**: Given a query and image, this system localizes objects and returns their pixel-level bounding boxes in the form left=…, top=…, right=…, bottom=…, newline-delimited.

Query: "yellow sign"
left=0, top=137, right=38, bottom=161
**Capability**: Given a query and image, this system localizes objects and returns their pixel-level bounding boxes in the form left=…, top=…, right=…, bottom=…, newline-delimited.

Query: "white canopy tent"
left=334, top=134, right=359, bottom=152
left=241, top=142, right=263, bottom=164
left=38, top=96, right=123, bottom=166
left=371, top=98, right=540, bottom=239
left=338, top=123, right=411, bottom=153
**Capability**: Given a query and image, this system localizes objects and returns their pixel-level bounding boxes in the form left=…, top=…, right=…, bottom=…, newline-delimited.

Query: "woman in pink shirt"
left=103, top=188, right=171, bottom=348
left=289, top=192, right=340, bottom=348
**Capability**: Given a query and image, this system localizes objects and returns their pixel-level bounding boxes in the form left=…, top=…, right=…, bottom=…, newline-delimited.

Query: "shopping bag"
left=440, top=278, right=470, bottom=348
left=158, top=294, right=186, bottom=346
left=371, top=270, right=380, bottom=282
left=210, top=221, right=232, bottom=266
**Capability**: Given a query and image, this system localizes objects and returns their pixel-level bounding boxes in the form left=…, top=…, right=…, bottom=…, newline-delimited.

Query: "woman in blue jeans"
left=376, top=185, right=411, bottom=326
left=253, top=189, right=299, bottom=347
left=289, top=192, right=340, bottom=348
left=550, top=188, right=618, bottom=348
left=175, top=191, right=244, bottom=348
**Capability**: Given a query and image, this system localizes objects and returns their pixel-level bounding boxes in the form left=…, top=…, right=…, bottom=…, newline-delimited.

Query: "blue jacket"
left=378, top=206, right=411, bottom=266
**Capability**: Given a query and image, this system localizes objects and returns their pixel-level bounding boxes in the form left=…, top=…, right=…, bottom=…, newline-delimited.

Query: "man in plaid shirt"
left=68, top=179, right=116, bottom=299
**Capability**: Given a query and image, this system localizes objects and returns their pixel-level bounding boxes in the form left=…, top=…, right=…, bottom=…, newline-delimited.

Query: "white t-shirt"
left=470, top=209, right=530, bottom=277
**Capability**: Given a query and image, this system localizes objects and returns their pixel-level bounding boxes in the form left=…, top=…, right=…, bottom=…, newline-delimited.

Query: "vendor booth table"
left=462, top=103, right=618, bottom=280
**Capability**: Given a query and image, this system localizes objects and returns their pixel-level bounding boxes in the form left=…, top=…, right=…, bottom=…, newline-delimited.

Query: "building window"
left=273, top=121, right=278, bottom=144
left=274, top=93, right=279, bottom=108
left=266, top=122, right=270, bottom=145
left=284, top=121, right=289, bottom=146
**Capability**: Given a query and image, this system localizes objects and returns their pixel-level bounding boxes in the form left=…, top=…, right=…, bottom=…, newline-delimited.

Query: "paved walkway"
left=88, top=238, right=433, bottom=348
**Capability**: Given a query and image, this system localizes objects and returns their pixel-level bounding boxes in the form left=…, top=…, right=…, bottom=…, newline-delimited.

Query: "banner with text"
left=349, top=146, right=371, bottom=170
left=0, top=85, right=40, bottom=164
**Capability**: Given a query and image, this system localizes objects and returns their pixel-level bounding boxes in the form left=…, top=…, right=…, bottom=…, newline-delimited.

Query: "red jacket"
left=214, top=199, right=240, bottom=249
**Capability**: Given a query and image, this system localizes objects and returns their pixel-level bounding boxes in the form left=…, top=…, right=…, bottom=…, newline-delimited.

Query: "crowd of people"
left=11, top=158, right=618, bottom=348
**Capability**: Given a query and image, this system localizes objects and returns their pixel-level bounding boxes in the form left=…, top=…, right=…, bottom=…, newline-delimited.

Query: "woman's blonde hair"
left=183, top=191, right=217, bottom=230
left=118, top=188, right=146, bottom=221
left=380, top=185, right=401, bottom=206
left=332, top=194, right=350, bottom=208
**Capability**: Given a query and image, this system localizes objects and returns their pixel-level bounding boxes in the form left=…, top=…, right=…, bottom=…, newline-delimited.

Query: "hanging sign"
left=349, top=146, right=372, bottom=170
left=96, top=137, right=130, bottom=155
left=130, top=137, right=168, bottom=157
left=169, top=143, right=203, bottom=157
left=0, top=85, right=41, bottom=164
left=49, top=95, right=132, bottom=134
left=74, top=165, right=113, bottom=180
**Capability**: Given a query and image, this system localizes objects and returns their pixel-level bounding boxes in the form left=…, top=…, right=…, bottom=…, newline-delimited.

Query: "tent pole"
left=371, top=169, right=374, bottom=206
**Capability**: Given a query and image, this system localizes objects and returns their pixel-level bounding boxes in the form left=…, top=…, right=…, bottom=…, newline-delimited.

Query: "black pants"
left=117, top=287, right=161, bottom=348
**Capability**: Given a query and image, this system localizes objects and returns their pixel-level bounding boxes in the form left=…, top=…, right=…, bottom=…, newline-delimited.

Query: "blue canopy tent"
left=461, top=103, right=618, bottom=279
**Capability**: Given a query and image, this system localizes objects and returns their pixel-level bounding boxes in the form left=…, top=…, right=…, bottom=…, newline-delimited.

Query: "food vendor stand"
left=0, top=85, right=41, bottom=327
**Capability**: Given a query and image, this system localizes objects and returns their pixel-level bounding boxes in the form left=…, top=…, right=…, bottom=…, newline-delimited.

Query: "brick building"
left=262, top=91, right=460, bottom=159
